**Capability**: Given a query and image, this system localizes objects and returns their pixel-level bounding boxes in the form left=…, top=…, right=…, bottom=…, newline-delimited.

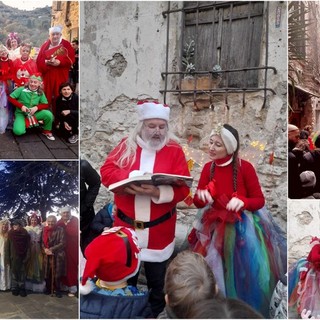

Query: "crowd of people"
left=0, top=207, right=78, bottom=298
left=79, top=100, right=287, bottom=319
left=0, top=27, right=79, bottom=143
left=288, top=123, right=320, bottom=199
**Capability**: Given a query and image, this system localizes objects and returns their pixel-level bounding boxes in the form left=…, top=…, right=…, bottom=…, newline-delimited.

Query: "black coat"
left=80, top=160, right=101, bottom=231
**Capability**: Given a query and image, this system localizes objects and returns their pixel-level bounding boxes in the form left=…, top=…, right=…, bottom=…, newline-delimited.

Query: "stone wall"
left=80, top=1, right=287, bottom=231
left=51, top=1, right=79, bottom=42
left=288, top=201, right=320, bottom=266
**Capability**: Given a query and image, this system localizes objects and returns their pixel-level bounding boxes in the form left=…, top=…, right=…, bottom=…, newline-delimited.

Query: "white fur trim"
left=137, top=102, right=170, bottom=121
left=140, top=241, right=175, bottom=262
left=79, top=279, right=95, bottom=295
left=152, top=185, right=174, bottom=204
left=299, top=267, right=308, bottom=272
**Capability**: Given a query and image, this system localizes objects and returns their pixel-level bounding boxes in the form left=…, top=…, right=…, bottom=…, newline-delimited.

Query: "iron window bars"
left=160, top=1, right=277, bottom=109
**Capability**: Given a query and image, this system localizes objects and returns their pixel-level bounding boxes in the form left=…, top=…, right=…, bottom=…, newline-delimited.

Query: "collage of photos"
left=0, top=1, right=319, bottom=320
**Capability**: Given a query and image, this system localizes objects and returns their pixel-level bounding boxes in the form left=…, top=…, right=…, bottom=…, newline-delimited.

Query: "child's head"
left=164, top=250, right=218, bottom=318
left=187, top=298, right=263, bottom=319
left=81, top=226, right=140, bottom=294
left=59, top=82, right=74, bottom=98
left=28, top=73, right=43, bottom=92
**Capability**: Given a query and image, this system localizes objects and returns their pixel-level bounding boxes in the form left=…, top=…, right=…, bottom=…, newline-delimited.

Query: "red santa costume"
left=36, top=26, right=75, bottom=117
left=56, top=207, right=79, bottom=295
left=100, top=101, right=190, bottom=316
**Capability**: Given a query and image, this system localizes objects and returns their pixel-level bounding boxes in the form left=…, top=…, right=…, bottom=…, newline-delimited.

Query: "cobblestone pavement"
left=0, top=290, right=78, bottom=319
left=0, top=128, right=78, bottom=160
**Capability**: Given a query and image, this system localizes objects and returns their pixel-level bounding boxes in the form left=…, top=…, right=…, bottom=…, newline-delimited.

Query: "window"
left=161, top=1, right=276, bottom=107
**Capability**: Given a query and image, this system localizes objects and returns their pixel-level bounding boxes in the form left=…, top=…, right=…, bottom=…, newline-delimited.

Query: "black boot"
left=20, top=288, right=27, bottom=297
left=11, top=288, right=19, bottom=296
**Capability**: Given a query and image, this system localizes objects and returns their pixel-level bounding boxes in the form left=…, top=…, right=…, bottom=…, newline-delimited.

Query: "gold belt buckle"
left=134, top=220, right=145, bottom=230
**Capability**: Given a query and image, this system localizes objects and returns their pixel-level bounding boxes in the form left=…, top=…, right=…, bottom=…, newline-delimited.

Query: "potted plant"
left=180, top=39, right=222, bottom=91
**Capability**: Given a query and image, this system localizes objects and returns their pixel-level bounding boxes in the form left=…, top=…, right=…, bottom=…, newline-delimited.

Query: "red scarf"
left=43, top=225, right=56, bottom=248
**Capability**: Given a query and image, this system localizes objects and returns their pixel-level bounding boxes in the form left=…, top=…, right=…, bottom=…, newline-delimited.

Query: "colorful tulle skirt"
left=190, top=206, right=287, bottom=318
left=289, top=258, right=320, bottom=318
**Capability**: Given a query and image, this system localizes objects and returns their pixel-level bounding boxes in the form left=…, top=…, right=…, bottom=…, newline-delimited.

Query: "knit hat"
left=137, top=100, right=170, bottom=121
left=80, top=227, right=141, bottom=294
left=300, top=170, right=316, bottom=188
left=49, top=25, right=62, bottom=34
left=12, top=219, right=23, bottom=226
left=210, top=123, right=239, bottom=155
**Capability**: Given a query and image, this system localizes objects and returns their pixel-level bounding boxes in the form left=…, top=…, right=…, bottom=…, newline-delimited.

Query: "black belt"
left=117, top=208, right=176, bottom=230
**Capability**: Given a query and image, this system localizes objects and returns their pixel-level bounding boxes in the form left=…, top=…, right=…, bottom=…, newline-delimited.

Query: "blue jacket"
left=80, top=290, right=153, bottom=319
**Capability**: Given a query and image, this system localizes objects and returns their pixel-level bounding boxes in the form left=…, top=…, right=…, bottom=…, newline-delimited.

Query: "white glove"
left=226, top=197, right=244, bottom=212
left=301, top=309, right=315, bottom=319
left=196, top=189, right=214, bottom=204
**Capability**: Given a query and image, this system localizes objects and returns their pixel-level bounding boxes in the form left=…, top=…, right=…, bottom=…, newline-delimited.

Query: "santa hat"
left=137, top=100, right=170, bottom=121
left=80, top=227, right=141, bottom=295
left=49, top=25, right=62, bottom=34
left=300, top=171, right=316, bottom=188
left=210, top=123, right=239, bottom=155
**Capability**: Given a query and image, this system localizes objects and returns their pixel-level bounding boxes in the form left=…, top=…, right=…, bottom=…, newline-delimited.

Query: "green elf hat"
left=29, top=73, right=42, bottom=81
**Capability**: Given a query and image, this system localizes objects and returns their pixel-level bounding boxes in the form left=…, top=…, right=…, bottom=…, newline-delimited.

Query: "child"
left=55, top=82, right=79, bottom=144
left=8, top=73, right=55, bottom=140
left=7, top=219, right=30, bottom=297
left=158, top=250, right=220, bottom=319
left=80, top=226, right=152, bottom=319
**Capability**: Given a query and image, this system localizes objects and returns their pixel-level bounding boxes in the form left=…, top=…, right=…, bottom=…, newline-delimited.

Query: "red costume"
left=12, top=57, right=38, bottom=87
left=0, top=56, right=14, bottom=92
left=56, top=215, right=79, bottom=288
left=100, top=138, right=190, bottom=262
left=193, top=156, right=265, bottom=211
left=36, top=39, right=75, bottom=116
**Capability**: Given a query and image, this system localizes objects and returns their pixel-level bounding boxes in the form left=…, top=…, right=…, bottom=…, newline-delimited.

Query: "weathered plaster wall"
left=80, top=2, right=287, bottom=231
left=288, top=201, right=320, bottom=266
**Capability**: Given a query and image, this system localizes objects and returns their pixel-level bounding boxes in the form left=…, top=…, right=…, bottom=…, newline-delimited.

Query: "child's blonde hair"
left=164, top=250, right=218, bottom=318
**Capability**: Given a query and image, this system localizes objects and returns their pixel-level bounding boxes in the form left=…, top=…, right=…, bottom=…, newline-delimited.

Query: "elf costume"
left=8, top=74, right=54, bottom=136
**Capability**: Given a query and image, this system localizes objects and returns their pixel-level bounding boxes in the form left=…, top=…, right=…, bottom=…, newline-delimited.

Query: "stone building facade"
left=51, top=1, right=79, bottom=42
left=80, top=1, right=287, bottom=232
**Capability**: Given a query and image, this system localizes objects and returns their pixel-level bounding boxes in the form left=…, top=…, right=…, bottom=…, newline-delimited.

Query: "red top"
left=193, top=157, right=265, bottom=211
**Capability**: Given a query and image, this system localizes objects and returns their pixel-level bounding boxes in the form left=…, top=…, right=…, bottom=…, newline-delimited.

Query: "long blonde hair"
left=0, top=219, right=10, bottom=237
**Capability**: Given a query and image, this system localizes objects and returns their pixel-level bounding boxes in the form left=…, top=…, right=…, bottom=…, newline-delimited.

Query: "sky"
left=1, top=0, right=52, bottom=11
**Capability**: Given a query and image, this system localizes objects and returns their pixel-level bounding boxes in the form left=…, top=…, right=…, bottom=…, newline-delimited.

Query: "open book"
left=109, top=173, right=193, bottom=193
